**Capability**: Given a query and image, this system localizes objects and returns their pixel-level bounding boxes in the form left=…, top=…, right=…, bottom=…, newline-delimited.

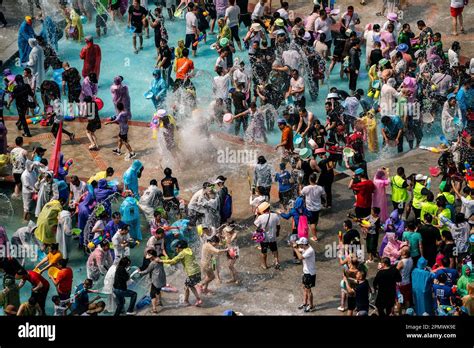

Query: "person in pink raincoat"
left=382, top=232, right=406, bottom=264
left=372, top=168, right=390, bottom=222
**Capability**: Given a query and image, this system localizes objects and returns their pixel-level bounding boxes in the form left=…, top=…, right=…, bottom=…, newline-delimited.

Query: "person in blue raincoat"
left=18, top=16, right=36, bottom=64
left=411, top=257, right=434, bottom=315
left=123, top=160, right=144, bottom=198
left=146, top=69, right=167, bottom=110
left=120, top=196, right=141, bottom=241
left=39, top=13, right=59, bottom=52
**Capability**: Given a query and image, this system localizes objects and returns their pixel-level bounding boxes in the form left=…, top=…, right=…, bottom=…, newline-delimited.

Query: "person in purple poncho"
left=79, top=72, right=98, bottom=102
left=379, top=209, right=405, bottom=256
left=110, top=76, right=131, bottom=114
left=77, top=190, right=96, bottom=247
left=94, top=179, right=118, bottom=215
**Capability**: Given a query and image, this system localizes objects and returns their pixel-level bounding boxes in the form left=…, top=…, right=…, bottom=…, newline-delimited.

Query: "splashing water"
left=0, top=193, right=14, bottom=220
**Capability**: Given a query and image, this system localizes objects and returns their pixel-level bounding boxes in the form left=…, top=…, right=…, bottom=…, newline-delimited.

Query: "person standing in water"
left=128, top=0, right=148, bottom=54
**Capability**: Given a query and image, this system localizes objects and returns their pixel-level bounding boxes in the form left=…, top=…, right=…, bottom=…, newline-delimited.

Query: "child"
left=361, top=207, right=381, bottom=263
left=280, top=195, right=310, bottom=263
left=52, top=295, right=69, bottom=316
left=105, top=102, right=136, bottom=159
left=275, top=162, right=293, bottom=210
left=221, top=224, right=239, bottom=284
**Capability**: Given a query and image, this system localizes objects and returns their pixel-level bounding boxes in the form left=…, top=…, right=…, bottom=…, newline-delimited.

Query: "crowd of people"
left=0, top=0, right=473, bottom=316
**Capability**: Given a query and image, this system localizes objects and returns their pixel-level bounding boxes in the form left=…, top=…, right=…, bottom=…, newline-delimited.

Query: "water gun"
left=63, top=158, right=73, bottom=172
left=192, top=33, right=206, bottom=47
left=87, top=232, right=111, bottom=250
left=26, top=116, right=43, bottom=125
left=150, top=113, right=160, bottom=140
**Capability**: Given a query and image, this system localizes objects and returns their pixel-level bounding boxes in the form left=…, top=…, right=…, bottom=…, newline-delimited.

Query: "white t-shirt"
left=10, top=147, right=27, bottom=174
left=254, top=213, right=280, bottom=243
left=213, top=74, right=231, bottom=100
left=341, top=11, right=360, bottom=31
left=215, top=56, right=227, bottom=71
left=251, top=2, right=265, bottom=20
left=282, top=49, right=301, bottom=71
left=451, top=0, right=464, bottom=8
left=302, top=246, right=316, bottom=275
left=301, top=184, right=325, bottom=211
left=70, top=181, right=87, bottom=203
left=233, top=68, right=248, bottom=86
left=460, top=196, right=474, bottom=220
left=290, top=76, right=305, bottom=100
left=277, top=8, right=289, bottom=20
left=225, top=5, right=240, bottom=27
left=185, top=11, right=198, bottom=35
left=314, top=17, right=332, bottom=41
left=314, top=40, right=328, bottom=58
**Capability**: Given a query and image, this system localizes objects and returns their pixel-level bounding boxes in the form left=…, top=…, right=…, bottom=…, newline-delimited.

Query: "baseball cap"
left=415, top=174, right=427, bottom=181
left=296, top=237, right=309, bottom=245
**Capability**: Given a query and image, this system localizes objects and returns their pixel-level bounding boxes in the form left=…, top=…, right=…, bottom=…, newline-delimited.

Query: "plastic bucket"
left=343, top=147, right=355, bottom=157
left=293, top=133, right=303, bottom=145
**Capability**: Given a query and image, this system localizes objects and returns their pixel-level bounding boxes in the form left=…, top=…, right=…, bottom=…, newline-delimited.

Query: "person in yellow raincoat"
left=64, top=8, right=84, bottom=42
left=34, top=199, right=62, bottom=245
left=360, top=109, right=379, bottom=153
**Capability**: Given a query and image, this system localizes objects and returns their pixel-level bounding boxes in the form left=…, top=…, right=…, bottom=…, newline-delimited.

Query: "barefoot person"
left=198, top=235, right=228, bottom=294
left=160, top=240, right=203, bottom=306
left=222, top=225, right=239, bottom=283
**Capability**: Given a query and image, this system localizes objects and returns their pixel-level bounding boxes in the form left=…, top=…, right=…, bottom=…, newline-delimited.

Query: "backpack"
left=220, top=192, right=233, bottom=220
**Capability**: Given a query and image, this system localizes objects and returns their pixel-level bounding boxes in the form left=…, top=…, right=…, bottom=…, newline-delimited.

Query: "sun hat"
left=397, top=43, right=409, bottom=53
left=299, top=147, right=312, bottom=160
left=155, top=109, right=167, bottom=118
left=275, top=29, right=286, bottom=36
left=387, top=12, right=398, bottom=21
left=275, top=18, right=284, bottom=27
left=251, top=23, right=262, bottom=31
left=303, top=32, right=312, bottom=41
left=296, top=237, right=309, bottom=245
left=257, top=201, right=271, bottom=214
left=415, top=174, right=427, bottom=181
left=219, top=37, right=229, bottom=47
left=327, top=92, right=340, bottom=99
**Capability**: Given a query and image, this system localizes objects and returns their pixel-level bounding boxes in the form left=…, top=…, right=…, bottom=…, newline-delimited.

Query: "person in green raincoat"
left=457, top=264, right=474, bottom=297
left=34, top=200, right=62, bottom=245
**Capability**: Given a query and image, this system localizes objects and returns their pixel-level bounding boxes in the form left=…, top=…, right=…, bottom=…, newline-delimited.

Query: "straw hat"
left=257, top=201, right=271, bottom=214
left=251, top=23, right=262, bottom=31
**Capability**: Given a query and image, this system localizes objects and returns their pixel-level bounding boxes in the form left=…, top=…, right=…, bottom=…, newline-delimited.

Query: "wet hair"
left=344, top=220, right=352, bottom=229
left=150, top=179, right=158, bottom=186
left=112, top=211, right=121, bottom=219
left=15, top=136, right=23, bottom=146
left=50, top=243, right=59, bottom=252
left=381, top=116, right=391, bottom=125
left=426, top=191, right=434, bottom=202
left=257, top=155, right=266, bottom=164
left=164, top=167, right=172, bottom=176
left=312, top=4, right=320, bottom=13
left=216, top=66, right=224, bottom=76
left=417, top=20, right=426, bottom=27
left=382, top=257, right=391, bottom=267
left=182, top=48, right=189, bottom=57
left=88, top=73, right=98, bottom=84
left=40, top=158, right=48, bottom=166
left=23, top=67, right=31, bottom=74
left=438, top=273, right=448, bottom=284
left=155, top=228, right=164, bottom=235
left=424, top=214, right=433, bottom=224
left=455, top=213, right=466, bottom=224
left=118, top=256, right=131, bottom=268
left=396, top=167, right=404, bottom=176
left=406, top=220, right=416, bottom=230
left=84, top=279, right=93, bottom=287
left=436, top=195, right=447, bottom=208
left=209, top=235, right=220, bottom=244
left=58, top=259, right=68, bottom=268
left=309, top=173, right=318, bottom=183
left=147, top=249, right=158, bottom=257
left=106, top=167, right=114, bottom=176
left=16, top=268, right=27, bottom=277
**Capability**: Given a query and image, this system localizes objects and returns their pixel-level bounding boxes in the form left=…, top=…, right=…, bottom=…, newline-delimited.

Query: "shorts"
left=68, top=88, right=81, bottom=103
left=185, top=33, right=197, bottom=51
left=13, top=173, right=22, bottom=184
left=260, top=241, right=278, bottom=254
left=96, top=13, right=108, bottom=28
left=258, top=186, right=271, bottom=197
left=302, top=273, right=316, bottom=289
left=119, top=133, right=128, bottom=142
left=399, top=283, right=412, bottom=305
left=133, top=24, right=143, bottom=35
left=307, top=210, right=320, bottom=225
left=450, top=6, right=464, bottom=17
left=185, top=273, right=201, bottom=287
left=230, top=25, right=240, bottom=42
left=239, top=13, right=251, bottom=27
left=278, top=190, right=292, bottom=206
left=150, top=284, right=161, bottom=297
left=87, top=120, right=99, bottom=133
left=347, top=296, right=356, bottom=311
